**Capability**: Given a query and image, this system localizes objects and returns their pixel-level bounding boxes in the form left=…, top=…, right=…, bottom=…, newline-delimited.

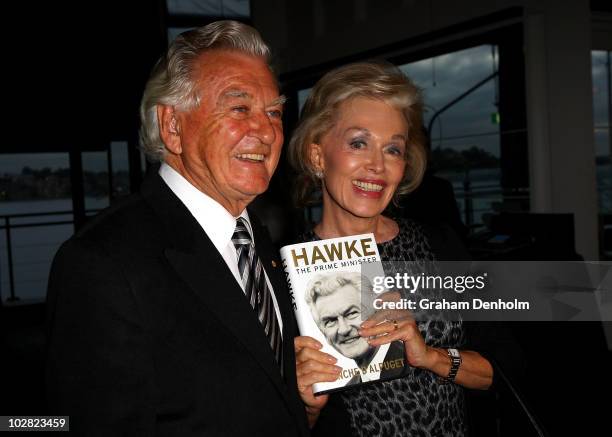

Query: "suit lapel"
left=140, top=173, right=289, bottom=402
left=163, top=245, right=287, bottom=392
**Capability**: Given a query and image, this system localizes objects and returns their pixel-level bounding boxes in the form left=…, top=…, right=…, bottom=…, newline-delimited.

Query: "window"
left=167, top=0, right=251, bottom=43
left=0, top=153, right=73, bottom=303
left=400, top=45, right=504, bottom=228
left=294, top=43, right=525, bottom=230
left=592, top=50, right=612, bottom=258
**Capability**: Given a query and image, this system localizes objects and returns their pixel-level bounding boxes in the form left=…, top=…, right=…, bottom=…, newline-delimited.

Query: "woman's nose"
left=365, top=148, right=384, bottom=173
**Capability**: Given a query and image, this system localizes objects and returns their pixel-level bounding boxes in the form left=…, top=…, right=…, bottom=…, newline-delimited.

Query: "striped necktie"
left=232, top=217, right=283, bottom=370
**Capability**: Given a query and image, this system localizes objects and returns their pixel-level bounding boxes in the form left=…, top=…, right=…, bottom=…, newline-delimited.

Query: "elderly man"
left=305, top=272, right=407, bottom=386
left=46, top=21, right=308, bottom=436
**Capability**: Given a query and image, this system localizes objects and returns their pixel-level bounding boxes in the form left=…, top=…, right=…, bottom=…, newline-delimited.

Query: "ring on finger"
left=392, top=319, right=399, bottom=331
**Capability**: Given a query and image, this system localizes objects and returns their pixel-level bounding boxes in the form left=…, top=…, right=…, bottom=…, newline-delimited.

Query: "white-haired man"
left=46, top=21, right=308, bottom=436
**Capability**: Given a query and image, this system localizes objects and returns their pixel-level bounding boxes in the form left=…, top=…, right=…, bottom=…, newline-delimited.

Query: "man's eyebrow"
left=269, top=95, right=287, bottom=106
left=222, top=90, right=251, bottom=100
left=220, top=91, right=286, bottom=107
left=342, top=305, right=360, bottom=314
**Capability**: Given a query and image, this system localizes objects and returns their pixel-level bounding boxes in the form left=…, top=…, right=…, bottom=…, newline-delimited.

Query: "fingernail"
left=334, top=366, right=342, bottom=372
left=327, top=356, right=337, bottom=363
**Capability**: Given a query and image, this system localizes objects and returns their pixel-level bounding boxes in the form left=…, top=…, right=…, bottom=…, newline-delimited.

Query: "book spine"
left=280, top=245, right=333, bottom=395
left=279, top=246, right=308, bottom=335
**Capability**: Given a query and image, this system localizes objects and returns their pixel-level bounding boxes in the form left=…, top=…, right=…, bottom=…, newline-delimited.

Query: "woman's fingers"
left=296, top=345, right=337, bottom=365
left=359, top=318, right=415, bottom=337
left=295, top=336, right=337, bottom=365
left=359, top=319, right=419, bottom=346
left=361, top=307, right=414, bottom=329
left=294, top=335, right=323, bottom=353
left=297, top=367, right=341, bottom=391
left=297, top=358, right=341, bottom=378
left=294, top=335, right=341, bottom=395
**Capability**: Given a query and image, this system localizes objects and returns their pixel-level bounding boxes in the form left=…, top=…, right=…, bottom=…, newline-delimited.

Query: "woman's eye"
left=385, top=145, right=405, bottom=156
left=267, top=109, right=282, bottom=119
left=349, top=140, right=367, bottom=149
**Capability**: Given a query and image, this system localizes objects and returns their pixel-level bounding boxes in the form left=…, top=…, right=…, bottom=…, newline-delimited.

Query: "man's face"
left=171, top=50, right=284, bottom=215
left=314, top=284, right=371, bottom=360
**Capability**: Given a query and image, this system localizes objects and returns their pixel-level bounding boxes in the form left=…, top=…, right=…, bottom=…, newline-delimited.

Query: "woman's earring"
left=314, top=170, right=323, bottom=179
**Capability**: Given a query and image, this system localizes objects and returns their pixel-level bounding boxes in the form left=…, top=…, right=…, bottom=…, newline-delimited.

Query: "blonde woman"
left=288, top=61, right=494, bottom=437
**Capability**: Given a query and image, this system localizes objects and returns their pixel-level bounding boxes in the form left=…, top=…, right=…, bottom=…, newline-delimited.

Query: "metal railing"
left=0, top=209, right=101, bottom=303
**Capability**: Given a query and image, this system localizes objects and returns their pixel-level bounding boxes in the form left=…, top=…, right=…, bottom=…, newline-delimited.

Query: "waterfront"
left=1, top=162, right=610, bottom=302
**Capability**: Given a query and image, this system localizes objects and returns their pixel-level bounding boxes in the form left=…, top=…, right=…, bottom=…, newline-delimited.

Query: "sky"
left=400, top=45, right=500, bottom=156
left=298, top=45, right=504, bottom=159
left=299, top=45, right=610, bottom=161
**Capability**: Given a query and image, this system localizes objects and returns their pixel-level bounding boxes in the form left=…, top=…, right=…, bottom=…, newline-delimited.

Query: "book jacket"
left=280, top=233, right=408, bottom=395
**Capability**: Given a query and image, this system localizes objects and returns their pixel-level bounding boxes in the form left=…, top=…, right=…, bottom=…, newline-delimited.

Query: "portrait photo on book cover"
left=305, top=271, right=407, bottom=387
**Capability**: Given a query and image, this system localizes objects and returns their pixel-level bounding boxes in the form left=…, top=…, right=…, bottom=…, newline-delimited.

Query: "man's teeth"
left=237, top=153, right=264, bottom=162
left=352, top=180, right=384, bottom=192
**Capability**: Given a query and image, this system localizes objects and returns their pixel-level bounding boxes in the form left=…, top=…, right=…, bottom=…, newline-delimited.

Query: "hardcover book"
left=280, top=233, right=408, bottom=395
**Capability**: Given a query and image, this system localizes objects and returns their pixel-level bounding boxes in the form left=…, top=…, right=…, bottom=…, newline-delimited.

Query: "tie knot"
left=232, top=217, right=252, bottom=247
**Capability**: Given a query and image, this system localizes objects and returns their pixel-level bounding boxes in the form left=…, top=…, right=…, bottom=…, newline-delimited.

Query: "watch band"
left=439, top=348, right=462, bottom=384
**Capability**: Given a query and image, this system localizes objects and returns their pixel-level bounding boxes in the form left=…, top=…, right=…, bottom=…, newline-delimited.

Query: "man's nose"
left=249, top=110, right=276, bottom=145
left=337, top=317, right=352, bottom=336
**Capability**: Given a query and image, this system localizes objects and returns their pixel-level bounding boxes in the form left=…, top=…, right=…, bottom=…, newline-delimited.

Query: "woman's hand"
left=358, top=300, right=493, bottom=389
left=294, top=336, right=341, bottom=427
left=359, top=311, right=435, bottom=369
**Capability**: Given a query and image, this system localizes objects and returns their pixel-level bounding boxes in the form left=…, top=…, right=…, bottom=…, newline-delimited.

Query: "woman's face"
left=311, top=97, right=408, bottom=220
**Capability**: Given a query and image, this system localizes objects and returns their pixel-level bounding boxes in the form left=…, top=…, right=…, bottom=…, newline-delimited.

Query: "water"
left=1, top=164, right=610, bottom=302
left=0, top=198, right=108, bottom=302
left=440, top=163, right=612, bottom=225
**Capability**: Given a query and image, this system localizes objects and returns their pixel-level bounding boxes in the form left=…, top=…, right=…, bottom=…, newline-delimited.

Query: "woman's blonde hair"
left=287, top=61, right=427, bottom=206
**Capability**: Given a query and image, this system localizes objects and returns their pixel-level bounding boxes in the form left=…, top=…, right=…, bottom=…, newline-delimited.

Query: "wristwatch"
left=439, top=348, right=462, bottom=384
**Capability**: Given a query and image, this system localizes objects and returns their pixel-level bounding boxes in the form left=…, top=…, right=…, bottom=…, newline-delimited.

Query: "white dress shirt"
left=159, top=163, right=283, bottom=332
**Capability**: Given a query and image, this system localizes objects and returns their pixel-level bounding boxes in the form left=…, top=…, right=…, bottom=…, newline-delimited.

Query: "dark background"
left=1, top=1, right=611, bottom=436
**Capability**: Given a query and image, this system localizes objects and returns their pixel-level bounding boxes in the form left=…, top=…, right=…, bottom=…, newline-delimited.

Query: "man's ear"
left=157, top=105, right=182, bottom=154
left=308, top=143, right=325, bottom=174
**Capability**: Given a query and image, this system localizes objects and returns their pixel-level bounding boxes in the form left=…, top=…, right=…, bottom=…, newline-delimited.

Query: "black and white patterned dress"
left=303, top=218, right=466, bottom=437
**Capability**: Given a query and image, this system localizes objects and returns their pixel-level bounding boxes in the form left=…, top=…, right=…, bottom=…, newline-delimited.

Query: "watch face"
left=448, top=348, right=460, bottom=358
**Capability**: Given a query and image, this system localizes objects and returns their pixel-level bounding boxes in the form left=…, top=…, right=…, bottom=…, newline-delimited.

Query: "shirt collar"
left=159, top=162, right=252, bottom=252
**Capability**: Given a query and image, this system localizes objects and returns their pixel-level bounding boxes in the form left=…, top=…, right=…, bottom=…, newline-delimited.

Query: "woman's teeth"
left=352, top=180, right=383, bottom=192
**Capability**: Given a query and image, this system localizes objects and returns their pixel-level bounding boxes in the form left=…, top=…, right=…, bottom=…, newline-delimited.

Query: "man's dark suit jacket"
left=45, top=172, right=309, bottom=437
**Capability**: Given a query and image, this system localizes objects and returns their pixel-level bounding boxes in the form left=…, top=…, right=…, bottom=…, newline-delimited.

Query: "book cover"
left=280, top=233, right=408, bottom=395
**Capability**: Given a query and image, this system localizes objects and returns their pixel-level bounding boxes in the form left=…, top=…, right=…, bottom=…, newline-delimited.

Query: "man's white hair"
left=139, top=20, right=271, bottom=162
